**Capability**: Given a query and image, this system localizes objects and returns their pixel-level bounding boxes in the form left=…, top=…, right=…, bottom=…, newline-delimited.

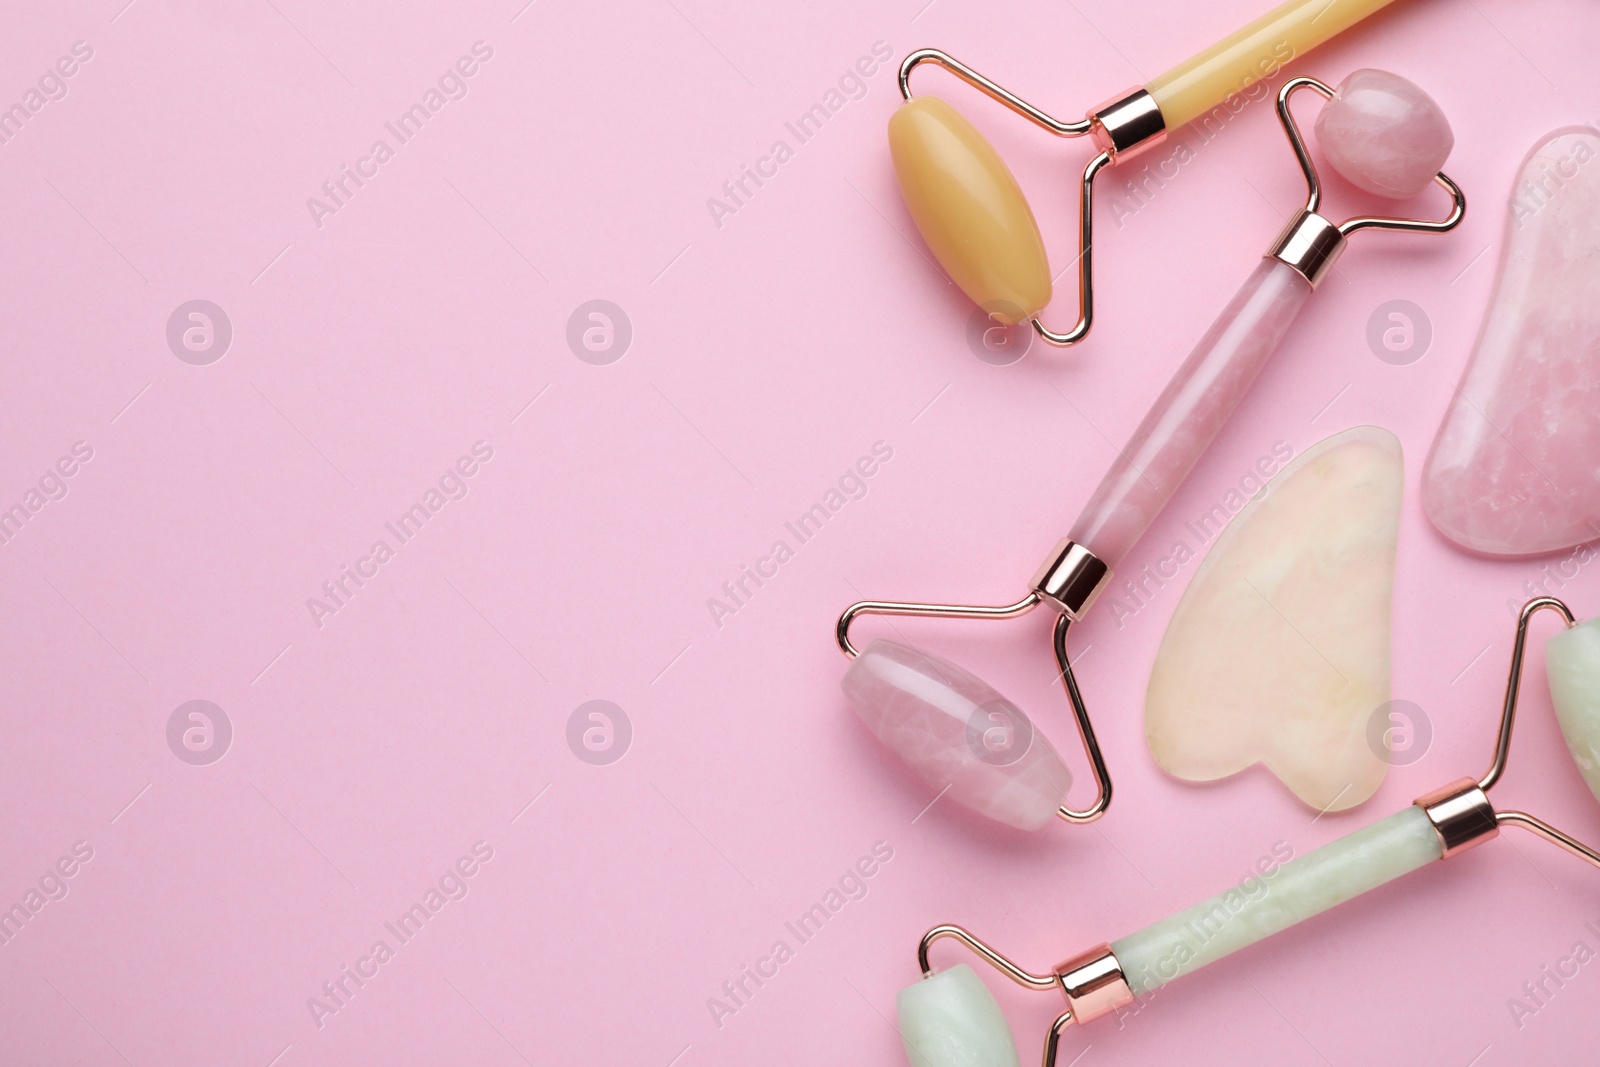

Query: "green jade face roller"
left=898, top=598, right=1600, bottom=1067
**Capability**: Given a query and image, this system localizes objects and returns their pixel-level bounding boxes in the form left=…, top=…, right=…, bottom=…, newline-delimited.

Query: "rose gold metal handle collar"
left=1415, top=597, right=1600, bottom=871
left=918, top=926, right=1132, bottom=1067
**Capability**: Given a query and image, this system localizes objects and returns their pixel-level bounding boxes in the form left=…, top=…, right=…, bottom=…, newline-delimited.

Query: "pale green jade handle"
left=1113, top=805, right=1442, bottom=994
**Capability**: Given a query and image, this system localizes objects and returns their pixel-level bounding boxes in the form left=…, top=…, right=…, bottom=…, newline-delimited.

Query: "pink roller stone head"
left=1314, top=68, right=1454, bottom=199
left=842, top=640, right=1073, bottom=831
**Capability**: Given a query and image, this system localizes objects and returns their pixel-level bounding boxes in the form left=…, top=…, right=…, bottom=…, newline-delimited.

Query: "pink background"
left=1, top=0, right=1598, bottom=1063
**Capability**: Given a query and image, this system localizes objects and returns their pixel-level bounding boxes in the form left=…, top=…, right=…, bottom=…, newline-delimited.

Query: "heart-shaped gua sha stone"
left=1145, top=427, right=1403, bottom=812
left=1423, top=127, right=1600, bottom=557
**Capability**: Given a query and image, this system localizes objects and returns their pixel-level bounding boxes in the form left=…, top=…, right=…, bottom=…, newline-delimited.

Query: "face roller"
left=839, top=72, right=1464, bottom=832
left=890, top=0, right=1411, bottom=344
left=897, top=598, right=1600, bottom=1067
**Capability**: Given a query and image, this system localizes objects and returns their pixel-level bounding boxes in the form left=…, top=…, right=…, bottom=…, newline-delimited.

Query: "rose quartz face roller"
left=837, top=70, right=1464, bottom=832
left=896, top=597, right=1600, bottom=1067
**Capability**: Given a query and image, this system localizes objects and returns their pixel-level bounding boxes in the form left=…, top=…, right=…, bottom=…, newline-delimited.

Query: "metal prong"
left=835, top=592, right=1041, bottom=659
left=918, top=924, right=1058, bottom=989
left=898, top=49, right=1093, bottom=137
left=1030, top=150, right=1111, bottom=347
left=1497, top=810, right=1600, bottom=871
left=835, top=585, right=1114, bottom=825
left=1041, top=1011, right=1077, bottom=1067
left=1052, top=614, right=1112, bottom=824
left=1438, top=597, right=1600, bottom=874
left=1479, top=597, right=1576, bottom=791
left=897, top=50, right=1131, bottom=349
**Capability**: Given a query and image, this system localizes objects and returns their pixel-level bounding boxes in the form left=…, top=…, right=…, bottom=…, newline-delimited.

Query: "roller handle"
left=1068, top=257, right=1311, bottom=571
left=1148, top=0, right=1403, bottom=130
left=895, top=805, right=1444, bottom=1067
left=1112, top=805, right=1443, bottom=995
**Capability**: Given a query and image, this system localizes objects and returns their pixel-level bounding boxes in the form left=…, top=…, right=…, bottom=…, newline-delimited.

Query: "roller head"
left=888, top=96, right=1051, bottom=324
left=1313, top=68, right=1455, bottom=199
left=842, top=639, right=1073, bottom=831
left=1546, top=616, right=1600, bottom=805
left=898, top=965, right=1020, bottom=1067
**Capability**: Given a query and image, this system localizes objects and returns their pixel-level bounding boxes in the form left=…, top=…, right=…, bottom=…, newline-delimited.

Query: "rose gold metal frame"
left=916, top=926, right=1132, bottom=1066
left=1415, top=596, right=1600, bottom=870
left=896, top=50, right=1164, bottom=348
left=835, top=538, right=1114, bottom=825
left=1270, top=77, right=1466, bottom=287
left=1414, top=778, right=1496, bottom=858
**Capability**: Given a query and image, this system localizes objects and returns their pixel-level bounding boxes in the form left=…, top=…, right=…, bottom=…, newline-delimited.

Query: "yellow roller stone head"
left=884, top=0, right=1408, bottom=348
left=888, top=96, right=1052, bottom=328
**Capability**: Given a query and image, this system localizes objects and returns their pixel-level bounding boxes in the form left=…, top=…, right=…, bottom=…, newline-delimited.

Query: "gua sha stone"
left=1423, top=127, right=1600, bottom=557
left=1314, top=68, right=1454, bottom=198
left=1145, top=427, right=1403, bottom=812
left=842, top=639, right=1072, bottom=831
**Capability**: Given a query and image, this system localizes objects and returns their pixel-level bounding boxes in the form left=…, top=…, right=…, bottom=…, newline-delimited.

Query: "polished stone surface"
left=1546, top=613, right=1600, bottom=806
left=1423, top=128, right=1600, bottom=557
left=889, top=95, right=1052, bottom=324
left=1145, top=427, right=1403, bottom=812
left=1115, top=806, right=1441, bottom=994
left=1315, top=68, right=1453, bottom=198
left=842, top=638, right=1072, bottom=830
left=1070, top=259, right=1310, bottom=568
left=898, top=965, right=1019, bottom=1067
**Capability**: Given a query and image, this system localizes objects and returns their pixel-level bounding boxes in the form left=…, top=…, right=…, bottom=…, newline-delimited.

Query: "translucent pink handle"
left=1070, top=258, right=1311, bottom=569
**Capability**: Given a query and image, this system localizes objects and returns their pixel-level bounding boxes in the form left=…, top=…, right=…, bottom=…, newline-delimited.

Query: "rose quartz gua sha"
left=838, top=70, right=1464, bottom=832
left=1423, top=127, right=1600, bottom=557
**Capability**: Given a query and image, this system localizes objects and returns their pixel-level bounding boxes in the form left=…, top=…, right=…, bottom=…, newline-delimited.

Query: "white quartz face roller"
left=838, top=72, right=1464, bottom=833
left=889, top=0, right=1420, bottom=346
left=898, top=597, right=1600, bottom=1067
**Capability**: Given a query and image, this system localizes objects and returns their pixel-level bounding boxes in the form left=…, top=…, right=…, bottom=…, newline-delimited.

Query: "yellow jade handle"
left=1148, top=0, right=1400, bottom=130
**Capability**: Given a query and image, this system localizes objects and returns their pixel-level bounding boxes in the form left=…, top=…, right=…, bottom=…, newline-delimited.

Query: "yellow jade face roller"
left=839, top=71, right=1461, bottom=833
left=890, top=0, right=1404, bottom=344
left=896, top=598, right=1600, bottom=1067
